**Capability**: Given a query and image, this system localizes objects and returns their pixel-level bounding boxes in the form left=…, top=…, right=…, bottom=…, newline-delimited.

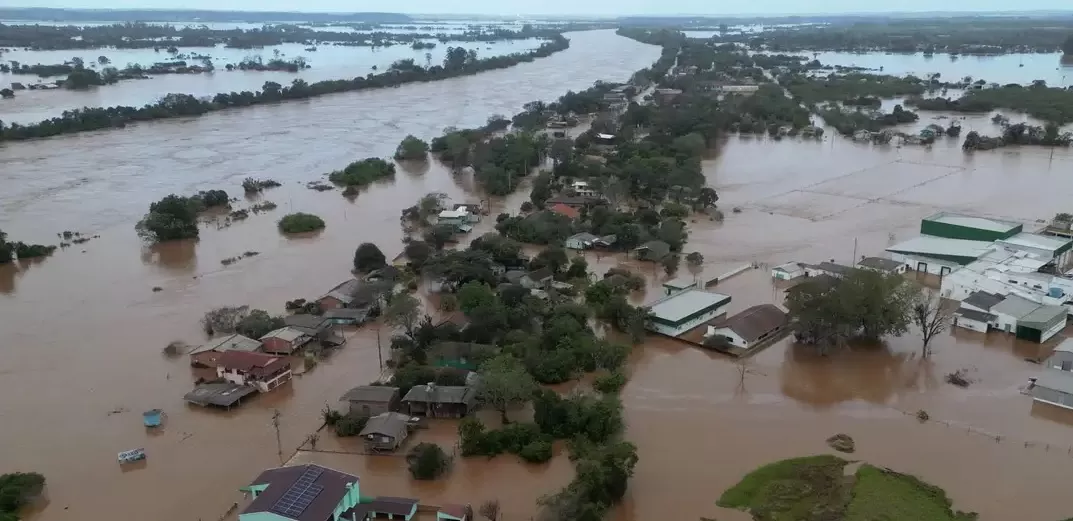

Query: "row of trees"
left=907, top=84, right=1073, bottom=127
left=0, top=35, right=571, bottom=143
left=0, top=21, right=560, bottom=50
left=0, top=229, right=56, bottom=264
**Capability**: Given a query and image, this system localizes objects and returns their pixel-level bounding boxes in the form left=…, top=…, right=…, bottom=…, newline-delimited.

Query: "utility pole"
left=851, top=237, right=858, bottom=265
left=271, top=409, right=283, bottom=466
left=376, top=327, right=384, bottom=371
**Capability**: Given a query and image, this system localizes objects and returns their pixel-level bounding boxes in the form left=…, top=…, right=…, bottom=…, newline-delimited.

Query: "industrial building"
left=645, top=288, right=732, bottom=337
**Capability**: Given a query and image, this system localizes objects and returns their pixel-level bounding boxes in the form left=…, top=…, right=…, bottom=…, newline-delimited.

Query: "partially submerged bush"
left=408, top=442, right=452, bottom=480
left=825, top=433, right=855, bottom=453
left=278, top=212, right=325, bottom=233
left=334, top=413, right=368, bottom=436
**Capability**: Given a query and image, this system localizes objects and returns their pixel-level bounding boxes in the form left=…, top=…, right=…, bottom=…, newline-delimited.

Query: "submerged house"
left=238, top=464, right=361, bottom=521
left=401, top=384, right=477, bottom=418
left=770, top=261, right=805, bottom=281
left=260, top=327, right=311, bottom=355
left=359, top=412, right=413, bottom=452
left=340, top=386, right=401, bottom=417
left=217, top=351, right=293, bottom=393
left=856, top=256, right=906, bottom=274
left=634, top=240, right=671, bottom=262
left=704, top=304, right=789, bottom=351
left=565, top=232, right=599, bottom=250
left=992, top=295, right=1067, bottom=343
left=189, top=333, right=263, bottom=368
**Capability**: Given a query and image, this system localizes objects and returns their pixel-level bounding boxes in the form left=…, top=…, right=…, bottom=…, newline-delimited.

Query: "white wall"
left=707, top=327, right=748, bottom=348
left=1040, top=318, right=1067, bottom=343
left=889, top=253, right=960, bottom=276
left=994, top=311, right=1018, bottom=333
left=953, top=315, right=989, bottom=333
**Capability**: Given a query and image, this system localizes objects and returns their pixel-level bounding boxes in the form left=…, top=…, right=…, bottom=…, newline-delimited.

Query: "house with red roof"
left=548, top=203, right=580, bottom=220
left=216, top=350, right=293, bottom=393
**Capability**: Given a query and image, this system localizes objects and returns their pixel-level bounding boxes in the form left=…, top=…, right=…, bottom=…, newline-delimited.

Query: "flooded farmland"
left=3, top=27, right=1073, bottom=521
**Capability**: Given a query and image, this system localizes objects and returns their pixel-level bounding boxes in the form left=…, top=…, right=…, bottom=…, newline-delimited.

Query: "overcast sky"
left=11, top=0, right=1073, bottom=16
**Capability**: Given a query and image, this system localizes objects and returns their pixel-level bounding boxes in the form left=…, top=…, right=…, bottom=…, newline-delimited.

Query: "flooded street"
left=4, top=27, right=1073, bottom=521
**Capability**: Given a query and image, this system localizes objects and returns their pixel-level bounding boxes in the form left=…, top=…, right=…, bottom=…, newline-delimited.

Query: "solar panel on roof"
left=271, top=467, right=326, bottom=518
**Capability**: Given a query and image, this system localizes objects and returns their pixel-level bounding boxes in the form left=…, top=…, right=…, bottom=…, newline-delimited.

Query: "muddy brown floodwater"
left=3, top=29, right=1073, bottom=521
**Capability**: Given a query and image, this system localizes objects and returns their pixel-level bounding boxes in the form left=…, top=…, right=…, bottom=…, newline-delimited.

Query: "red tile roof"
left=549, top=203, right=580, bottom=219
left=217, top=350, right=289, bottom=377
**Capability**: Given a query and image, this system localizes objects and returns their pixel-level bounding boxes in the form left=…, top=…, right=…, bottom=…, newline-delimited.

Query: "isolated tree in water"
left=353, top=242, right=386, bottom=272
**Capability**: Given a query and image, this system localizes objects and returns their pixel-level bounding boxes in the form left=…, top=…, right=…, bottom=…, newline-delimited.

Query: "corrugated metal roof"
left=649, top=289, right=731, bottom=324
left=887, top=236, right=992, bottom=260
left=260, top=327, right=307, bottom=342
left=1033, top=369, right=1073, bottom=396
left=998, top=232, right=1073, bottom=254
left=991, top=294, right=1043, bottom=319
left=189, top=333, right=262, bottom=355
left=1019, top=305, right=1067, bottom=328
left=925, top=212, right=1021, bottom=233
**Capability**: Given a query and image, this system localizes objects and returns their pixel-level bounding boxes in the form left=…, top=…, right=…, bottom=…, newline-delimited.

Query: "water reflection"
left=779, top=342, right=939, bottom=407
left=0, top=263, right=17, bottom=294
left=398, top=160, right=431, bottom=176
left=140, top=239, right=198, bottom=272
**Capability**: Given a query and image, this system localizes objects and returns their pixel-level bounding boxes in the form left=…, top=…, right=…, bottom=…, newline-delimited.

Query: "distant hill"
left=0, top=8, right=412, bottom=24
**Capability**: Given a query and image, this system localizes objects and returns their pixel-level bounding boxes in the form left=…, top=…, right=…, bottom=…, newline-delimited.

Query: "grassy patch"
left=846, top=464, right=978, bottom=521
left=717, top=455, right=850, bottom=521
left=719, top=456, right=979, bottom=521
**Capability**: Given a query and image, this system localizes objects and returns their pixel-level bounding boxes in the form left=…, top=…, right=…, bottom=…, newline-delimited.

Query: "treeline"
left=818, top=104, right=919, bottom=137
left=779, top=72, right=928, bottom=107
left=907, top=84, right=1073, bottom=126
left=0, top=21, right=562, bottom=50
left=0, top=229, right=56, bottom=263
left=0, top=35, right=569, bottom=143
left=717, top=18, right=1073, bottom=54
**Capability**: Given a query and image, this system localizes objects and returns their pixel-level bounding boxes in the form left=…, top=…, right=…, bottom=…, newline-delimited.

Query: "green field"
left=717, top=456, right=978, bottom=521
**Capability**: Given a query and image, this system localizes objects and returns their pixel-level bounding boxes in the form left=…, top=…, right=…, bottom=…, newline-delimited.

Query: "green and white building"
left=646, top=288, right=731, bottom=337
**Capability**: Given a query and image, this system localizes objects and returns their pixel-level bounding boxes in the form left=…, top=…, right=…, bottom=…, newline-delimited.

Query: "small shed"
left=402, top=384, right=477, bottom=418
left=340, top=386, right=401, bottom=417
left=359, top=412, right=412, bottom=452
left=662, top=276, right=697, bottom=295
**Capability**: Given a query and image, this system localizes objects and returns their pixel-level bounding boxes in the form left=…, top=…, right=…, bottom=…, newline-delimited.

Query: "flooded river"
left=0, top=37, right=546, bottom=123
left=3, top=28, right=1073, bottom=521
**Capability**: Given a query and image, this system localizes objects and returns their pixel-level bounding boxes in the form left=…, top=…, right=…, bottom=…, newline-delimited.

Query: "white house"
left=704, top=304, right=788, bottom=350
left=437, top=209, right=469, bottom=227
left=804, top=261, right=852, bottom=279
left=571, top=181, right=599, bottom=198
left=770, top=262, right=805, bottom=281
left=215, top=350, right=292, bottom=393
left=565, top=232, right=599, bottom=250
left=857, top=257, right=906, bottom=274
left=646, top=289, right=731, bottom=337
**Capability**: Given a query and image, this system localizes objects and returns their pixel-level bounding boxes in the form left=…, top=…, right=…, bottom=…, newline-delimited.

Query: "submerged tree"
left=477, top=354, right=538, bottom=424
left=913, top=289, right=952, bottom=357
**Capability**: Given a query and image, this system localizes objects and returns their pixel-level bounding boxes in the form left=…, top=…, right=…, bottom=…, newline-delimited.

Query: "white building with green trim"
left=646, top=289, right=731, bottom=337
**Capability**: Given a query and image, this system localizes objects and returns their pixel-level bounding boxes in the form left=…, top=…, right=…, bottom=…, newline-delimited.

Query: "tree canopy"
left=395, top=135, right=430, bottom=160
left=786, top=268, right=917, bottom=353
left=327, top=158, right=396, bottom=187
left=278, top=212, right=325, bottom=233
left=477, top=354, right=538, bottom=423
left=354, top=242, right=387, bottom=272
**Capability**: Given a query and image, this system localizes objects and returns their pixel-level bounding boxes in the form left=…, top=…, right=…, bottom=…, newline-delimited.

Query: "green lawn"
left=846, top=465, right=977, bottom=521
left=718, top=456, right=979, bottom=521
left=717, top=455, right=851, bottom=521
